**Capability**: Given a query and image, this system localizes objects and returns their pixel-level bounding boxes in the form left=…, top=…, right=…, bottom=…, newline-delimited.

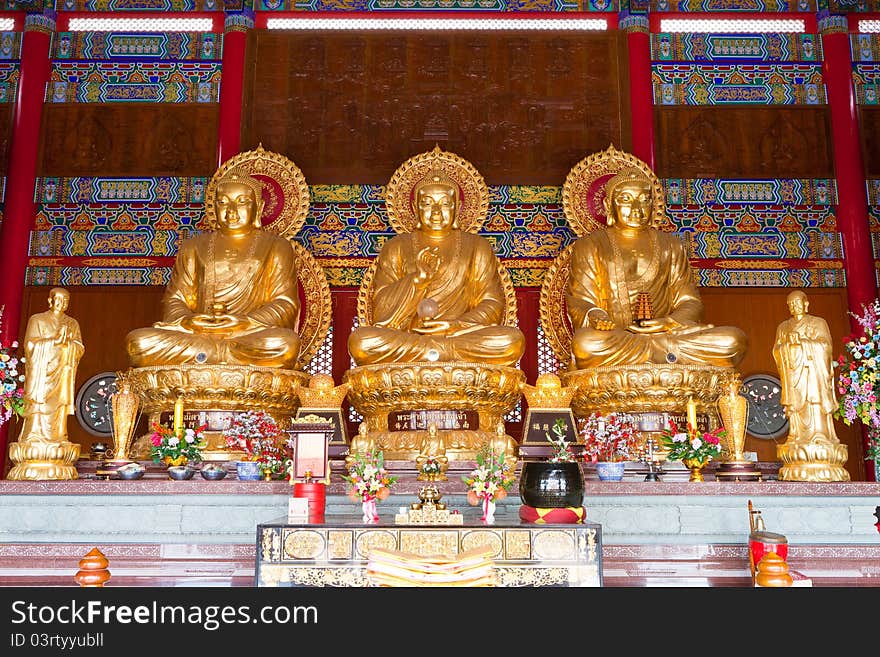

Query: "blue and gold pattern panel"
left=57, top=1, right=222, bottom=10
left=0, top=30, right=20, bottom=234
left=256, top=0, right=607, bottom=11
left=646, top=0, right=814, bottom=10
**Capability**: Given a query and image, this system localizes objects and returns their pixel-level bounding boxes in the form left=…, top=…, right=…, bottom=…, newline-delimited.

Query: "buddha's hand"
left=587, top=308, right=615, bottom=331
left=412, top=319, right=467, bottom=335
left=413, top=246, right=441, bottom=287
left=183, top=313, right=251, bottom=334
left=629, top=316, right=683, bottom=334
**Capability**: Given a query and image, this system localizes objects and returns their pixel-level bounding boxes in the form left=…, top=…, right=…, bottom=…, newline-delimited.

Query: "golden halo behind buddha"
left=385, top=145, right=489, bottom=234
left=204, top=144, right=310, bottom=239
left=562, top=143, right=665, bottom=236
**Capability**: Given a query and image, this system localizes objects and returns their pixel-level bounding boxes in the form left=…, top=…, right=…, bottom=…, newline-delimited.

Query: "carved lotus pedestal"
left=344, top=361, right=525, bottom=463
left=561, top=363, right=737, bottom=459
left=7, top=440, right=81, bottom=480
left=125, top=364, right=309, bottom=461
left=777, top=440, right=850, bottom=482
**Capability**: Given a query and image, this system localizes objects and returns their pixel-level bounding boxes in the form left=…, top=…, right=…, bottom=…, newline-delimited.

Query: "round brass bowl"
left=167, top=466, right=195, bottom=481
left=200, top=464, right=228, bottom=481
left=116, top=464, right=145, bottom=480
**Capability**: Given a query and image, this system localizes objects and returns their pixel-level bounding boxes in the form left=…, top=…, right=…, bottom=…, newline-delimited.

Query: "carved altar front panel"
left=38, top=103, right=218, bottom=176
left=242, top=30, right=630, bottom=184
left=256, top=517, right=603, bottom=587
left=654, top=106, right=832, bottom=179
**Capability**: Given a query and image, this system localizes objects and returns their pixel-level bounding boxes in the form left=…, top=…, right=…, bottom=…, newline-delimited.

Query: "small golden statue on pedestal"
left=345, top=146, right=525, bottom=463
left=124, top=146, right=331, bottom=461
left=416, top=423, right=448, bottom=481
left=715, top=373, right=762, bottom=481
left=539, top=145, right=747, bottom=440
left=772, top=290, right=849, bottom=481
left=7, top=288, right=84, bottom=480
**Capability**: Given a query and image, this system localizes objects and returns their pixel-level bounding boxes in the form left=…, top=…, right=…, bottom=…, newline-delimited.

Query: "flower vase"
left=682, top=457, right=709, bottom=482
left=163, top=455, right=187, bottom=467
left=362, top=496, right=379, bottom=524
left=596, top=461, right=626, bottom=482
left=236, top=460, right=262, bottom=481
left=481, top=495, right=496, bottom=524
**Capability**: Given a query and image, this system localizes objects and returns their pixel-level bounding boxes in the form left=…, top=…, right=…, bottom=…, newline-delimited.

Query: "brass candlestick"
left=639, top=435, right=663, bottom=482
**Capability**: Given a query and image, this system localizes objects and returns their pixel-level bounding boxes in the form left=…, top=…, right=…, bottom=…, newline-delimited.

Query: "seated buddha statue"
left=348, top=171, right=525, bottom=366
left=126, top=170, right=301, bottom=369
left=566, top=167, right=747, bottom=370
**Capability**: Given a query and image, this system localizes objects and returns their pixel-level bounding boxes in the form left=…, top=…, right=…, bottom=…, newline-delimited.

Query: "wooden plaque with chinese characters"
left=242, top=30, right=630, bottom=184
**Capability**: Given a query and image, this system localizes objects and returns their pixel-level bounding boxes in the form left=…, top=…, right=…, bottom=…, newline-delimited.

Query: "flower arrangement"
left=833, top=298, right=880, bottom=465
left=579, top=412, right=639, bottom=462
left=343, top=447, right=397, bottom=502
left=462, top=445, right=516, bottom=506
left=419, top=456, right=444, bottom=477
left=222, top=410, right=285, bottom=461
left=546, top=418, right=577, bottom=463
left=149, top=422, right=207, bottom=465
left=659, top=419, right=724, bottom=464
left=0, top=306, right=25, bottom=428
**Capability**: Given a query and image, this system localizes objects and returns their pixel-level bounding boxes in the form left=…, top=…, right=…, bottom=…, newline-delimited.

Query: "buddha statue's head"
left=412, top=170, right=461, bottom=235
left=214, top=170, right=265, bottom=235
left=48, top=286, right=70, bottom=313
left=786, top=289, right=808, bottom=317
left=603, top=168, right=658, bottom=230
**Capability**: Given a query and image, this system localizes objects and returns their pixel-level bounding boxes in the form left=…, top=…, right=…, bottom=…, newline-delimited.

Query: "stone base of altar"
left=1, top=478, right=877, bottom=586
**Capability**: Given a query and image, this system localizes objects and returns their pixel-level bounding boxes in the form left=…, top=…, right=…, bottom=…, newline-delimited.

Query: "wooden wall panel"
left=702, top=287, right=865, bottom=480
left=654, top=107, right=833, bottom=179
left=858, top=106, right=880, bottom=177
left=16, top=286, right=165, bottom=450
left=37, top=104, right=219, bottom=177
left=242, top=30, right=631, bottom=185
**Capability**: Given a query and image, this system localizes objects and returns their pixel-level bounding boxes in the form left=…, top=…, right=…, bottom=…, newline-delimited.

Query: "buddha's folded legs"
left=126, top=327, right=300, bottom=368
left=572, top=326, right=747, bottom=369
left=225, top=328, right=300, bottom=369
left=349, top=326, right=525, bottom=367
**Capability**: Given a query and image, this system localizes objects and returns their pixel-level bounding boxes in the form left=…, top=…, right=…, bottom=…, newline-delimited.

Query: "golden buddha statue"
left=772, top=290, right=849, bottom=481
left=416, top=423, right=449, bottom=482
left=123, top=146, right=331, bottom=462
left=348, top=171, right=525, bottom=366
left=344, top=147, right=525, bottom=463
left=541, top=145, right=743, bottom=437
left=126, top=170, right=301, bottom=368
left=8, top=287, right=84, bottom=480
left=566, top=167, right=747, bottom=369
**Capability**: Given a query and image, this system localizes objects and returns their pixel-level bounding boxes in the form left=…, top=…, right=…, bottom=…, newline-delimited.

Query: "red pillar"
left=820, top=15, right=878, bottom=319
left=620, top=13, right=655, bottom=170
left=820, top=14, right=879, bottom=481
left=216, top=11, right=251, bottom=167
left=0, top=12, right=54, bottom=478
left=0, top=12, right=53, bottom=345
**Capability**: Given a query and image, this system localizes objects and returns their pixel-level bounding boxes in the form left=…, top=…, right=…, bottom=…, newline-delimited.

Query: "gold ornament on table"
left=540, top=145, right=745, bottom=433
left=715, top=373, right=762, bottom=481
left=7, top=288, right=84, bottom=481
left=394, top=485, right=464, bottom=525
left=97, top=374, right=142, bottom=477
left=295, top=373, right=350, bottom=448
left=344, top=146, right=525, bottom=462
left=123, top=146, right=330, bottom=461
left=772, top=290, right=849, bottom=481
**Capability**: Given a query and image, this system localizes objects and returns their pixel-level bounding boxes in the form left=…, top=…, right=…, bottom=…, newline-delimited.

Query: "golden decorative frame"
left=204, top=144, right=310, bottom=239
left=561, top=143, right=665, bottom=237
left=290, top=241, right=332, bottom=370
left=538, top=243, right=576, bottom=368
left=385, top=145, right=489, bottom=235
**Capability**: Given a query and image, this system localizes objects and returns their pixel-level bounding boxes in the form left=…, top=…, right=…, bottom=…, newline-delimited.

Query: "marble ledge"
left=2, top=479, right=879, bottom=497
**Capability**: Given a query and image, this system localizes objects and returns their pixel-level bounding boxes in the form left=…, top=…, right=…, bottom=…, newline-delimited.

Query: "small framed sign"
left=288, top=417, right=333, bottom=484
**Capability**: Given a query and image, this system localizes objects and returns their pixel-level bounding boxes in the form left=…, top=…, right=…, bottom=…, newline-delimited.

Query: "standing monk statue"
left=126, top=170, right=301, bottom=368
left=348, top=170, right=525, bottom=366
left=566, top=167, right=747, bottom=369
left=7, top=287, right=84, bottom=480
left=17, top=287, right=84, bottom=444
left=772, top=290, right=839, bottom=443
